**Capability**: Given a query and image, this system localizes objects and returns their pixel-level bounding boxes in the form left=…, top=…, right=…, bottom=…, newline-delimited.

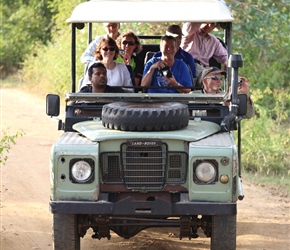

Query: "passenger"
left=81, top=37, right=133, bottom=92
left=81, top=22, right=121, bottom=64
left=153, top=25, right=197, bottom=83
left=181, top=22, right=228, bottom=86
left=141, top=35, right=192, bottom=94
left=181, top=22, right=228, bottom=68
left=200, top=67, right=254, bottom=119
left=116, top=31, right=144, bottom=86
left=80, top=62, right=124, bottom=93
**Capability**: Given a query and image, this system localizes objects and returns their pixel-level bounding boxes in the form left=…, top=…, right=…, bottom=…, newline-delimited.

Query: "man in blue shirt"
left=153, top=25, right=197, bottom=84
left=141, top=35, right=192, bottom=93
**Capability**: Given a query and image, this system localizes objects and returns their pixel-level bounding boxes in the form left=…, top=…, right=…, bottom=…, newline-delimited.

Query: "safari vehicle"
left=46, top=0, right=247, bottom=249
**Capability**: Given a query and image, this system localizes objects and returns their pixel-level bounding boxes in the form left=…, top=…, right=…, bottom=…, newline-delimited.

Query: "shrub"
left=241, top=89, right=290, bottom=176
left=0, top=129, right=25, bottom=165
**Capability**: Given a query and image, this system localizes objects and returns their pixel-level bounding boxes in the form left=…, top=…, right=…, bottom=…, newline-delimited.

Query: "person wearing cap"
left=81, top=23, right=121, bottom=64
left=153, top=25, right=197, bottom=85
left=141, top=35, right=192, bottom=94
left=200, top=67, right=254, bottom=119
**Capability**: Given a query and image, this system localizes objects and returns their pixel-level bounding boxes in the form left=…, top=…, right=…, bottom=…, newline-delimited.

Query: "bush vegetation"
left=0, top=129, right=25, bottom=165
left=1, top=0, right=289, bottom=183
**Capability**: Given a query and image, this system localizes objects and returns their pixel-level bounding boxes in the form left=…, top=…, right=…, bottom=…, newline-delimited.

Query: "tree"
left=0, top=0, right=55, bottom=77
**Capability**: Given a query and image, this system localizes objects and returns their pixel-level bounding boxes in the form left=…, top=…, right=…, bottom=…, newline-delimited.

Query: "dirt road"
left=1, top=88, right=289, bottom=250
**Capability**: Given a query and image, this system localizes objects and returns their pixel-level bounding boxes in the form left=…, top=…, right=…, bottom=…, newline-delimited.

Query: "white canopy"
left=66, top=0, right=234, bottom=23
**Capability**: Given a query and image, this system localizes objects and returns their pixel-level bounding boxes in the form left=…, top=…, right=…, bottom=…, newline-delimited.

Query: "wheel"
left=211, top=214, right=236, bottom=250
left=53, top=213, right=80, bottom=250
left=102, top=102, right=189, bottom=131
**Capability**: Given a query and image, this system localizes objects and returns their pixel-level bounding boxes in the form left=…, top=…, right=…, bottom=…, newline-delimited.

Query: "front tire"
left=53, top=213, right=80, bottom=250
left=211, top=214, right=236, bottom=250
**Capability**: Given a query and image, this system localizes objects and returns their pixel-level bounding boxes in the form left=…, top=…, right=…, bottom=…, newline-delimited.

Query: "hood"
left=73, top=119, right=220, bottom=142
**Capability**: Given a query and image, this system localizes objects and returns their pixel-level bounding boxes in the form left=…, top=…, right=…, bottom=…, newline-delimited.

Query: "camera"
left=238, top=78, right=243, bottom=87
left=160, top=66, right=172, bottom=78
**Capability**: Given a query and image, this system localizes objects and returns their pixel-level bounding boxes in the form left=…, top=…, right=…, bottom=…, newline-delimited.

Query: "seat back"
left=126, top=65, right=136, bottom=86
left=138, top=44, right=160, bottom=65
left=144, top=51, right=156, bottom=64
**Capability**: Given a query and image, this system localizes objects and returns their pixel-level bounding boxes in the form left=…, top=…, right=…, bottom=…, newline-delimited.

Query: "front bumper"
left=50, top=197, right=236, bottom=215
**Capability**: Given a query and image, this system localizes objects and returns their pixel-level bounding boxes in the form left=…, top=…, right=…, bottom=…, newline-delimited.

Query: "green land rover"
left=46, top=0, right=248, bottom=249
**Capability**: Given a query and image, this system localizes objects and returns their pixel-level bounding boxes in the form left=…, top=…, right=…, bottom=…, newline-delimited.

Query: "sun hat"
left=201, top=67, right=226, bottom=80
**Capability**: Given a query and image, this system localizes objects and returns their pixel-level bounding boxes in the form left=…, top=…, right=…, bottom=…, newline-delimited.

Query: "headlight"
left=195, top=161, right=217, bottom=183
left=71, top=160, right=93, bottom=183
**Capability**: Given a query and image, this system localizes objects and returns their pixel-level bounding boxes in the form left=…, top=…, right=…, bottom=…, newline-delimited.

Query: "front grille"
left=100, top=141, right=188, bottom=190
left=122, top=144, right=167, bottom=189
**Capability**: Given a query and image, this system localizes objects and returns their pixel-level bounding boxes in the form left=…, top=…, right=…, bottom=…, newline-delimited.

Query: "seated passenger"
left=200, top=67, right=254, bottom=119
left=141, top=35, right=192, bottom=93
left=153, top=25, right=197, bottom=83
left=81, top=22, right=121, bottom=64
left=116, top=31, right=144, bottom=86
left=181, top=22, right=228, bottom=68
left=80, top=62, right=124, bottom=93
left=81, top=37, right=133, bottom=92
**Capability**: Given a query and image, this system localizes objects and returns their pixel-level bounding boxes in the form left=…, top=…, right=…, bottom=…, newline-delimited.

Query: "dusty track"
left=1, top=88, right=289, bottom=249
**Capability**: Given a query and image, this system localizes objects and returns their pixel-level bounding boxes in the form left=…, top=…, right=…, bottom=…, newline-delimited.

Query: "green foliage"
left=0, top=129, right=25, bottom=165
left=241, top=89, right=290, bottom=175
left=0, top=0, right=55, bottom=77
left=229, top=0, right=290, bottom=90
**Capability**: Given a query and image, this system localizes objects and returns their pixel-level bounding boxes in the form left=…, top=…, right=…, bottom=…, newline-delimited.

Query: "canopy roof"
left=66, top=0, right=234, bottom=23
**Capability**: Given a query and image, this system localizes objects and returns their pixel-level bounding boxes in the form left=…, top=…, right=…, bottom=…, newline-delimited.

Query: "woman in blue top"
left=141, top=35, right=192, bottom=93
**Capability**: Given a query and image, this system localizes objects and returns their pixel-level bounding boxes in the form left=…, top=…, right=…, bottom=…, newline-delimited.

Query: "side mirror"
left=237, top=94, right=247, bottom=116
left=46, top=94, right=60, bottom=116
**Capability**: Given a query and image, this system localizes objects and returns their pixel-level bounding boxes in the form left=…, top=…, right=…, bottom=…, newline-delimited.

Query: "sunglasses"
left=122, top=40, right=135, bottom=46
left=102, top=47, right=115, bottom=52
left=206, top=75, right=223, bottom=81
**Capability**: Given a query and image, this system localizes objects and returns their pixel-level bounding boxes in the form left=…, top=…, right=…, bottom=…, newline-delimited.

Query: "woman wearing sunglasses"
left=116, top=31, right=143, bottom=86
left=92, top=37, right=133, bottom=92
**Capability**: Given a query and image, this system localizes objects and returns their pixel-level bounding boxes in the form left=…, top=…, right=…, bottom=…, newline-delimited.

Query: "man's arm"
left=228, top=77, right=255, bottom=119
left=141, top=59, right=159, bottom=87
left=212, top=36, right=228, bottom=68
left=165, top=60, right=192, bottom=93
left=245, top=97, right=255, bottom=119
left=181, top=22, right=202, bottom=51
left=80, top=36, right=103, bottom=63
left=141, top=68, right=155, bottom=87
left=182, top=22, right=202, bottom=36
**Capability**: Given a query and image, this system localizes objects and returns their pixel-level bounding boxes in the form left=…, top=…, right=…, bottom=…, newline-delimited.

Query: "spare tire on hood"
left=102, top=102, right=189, bottom=132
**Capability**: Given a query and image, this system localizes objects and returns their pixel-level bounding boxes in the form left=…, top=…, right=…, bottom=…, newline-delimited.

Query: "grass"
left=243, top=171, right=290, bottom=197
left=1, top=74, right=24, bottom=88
